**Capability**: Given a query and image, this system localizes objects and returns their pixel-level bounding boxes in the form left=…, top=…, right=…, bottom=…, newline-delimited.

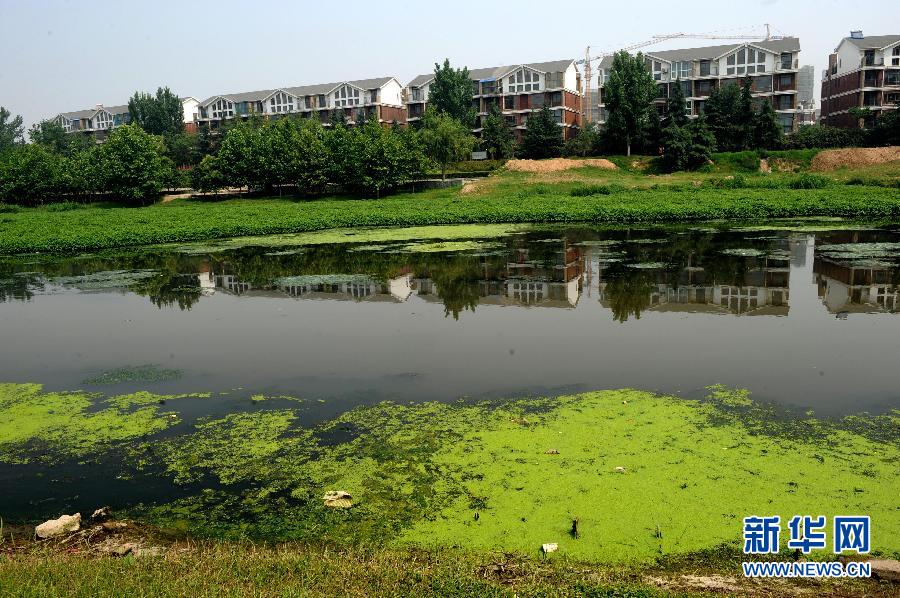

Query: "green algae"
left=49, top=269, right=159, bottom=290
left=118, top=388, right=900, bottom=563
left=162, top=224, right=532, bottom=254
left=0, top=383, right=180, bottom=464
left=83, top=364, right=183, bottom=385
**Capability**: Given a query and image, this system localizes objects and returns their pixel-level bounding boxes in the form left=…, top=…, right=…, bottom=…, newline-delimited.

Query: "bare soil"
left=811, top=147, right=900, bottom=171
left=505, top=158, right=618, bottom=173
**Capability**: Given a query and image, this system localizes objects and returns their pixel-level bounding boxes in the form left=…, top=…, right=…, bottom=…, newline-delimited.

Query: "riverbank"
left=3, top=534, right=896, bottom=597
left=1, top=161, right=899, bottom=255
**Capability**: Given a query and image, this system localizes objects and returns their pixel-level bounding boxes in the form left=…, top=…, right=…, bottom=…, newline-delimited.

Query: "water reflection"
left=3, top=226, right=900, bottom=321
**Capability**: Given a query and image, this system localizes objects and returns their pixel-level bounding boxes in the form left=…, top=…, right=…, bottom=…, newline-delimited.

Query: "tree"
left=752, top=100, right=783, bottom=150
left=659, top=116, right=715, bottom=173
left=163, top=131, right=200, bottom=167
left=564, top=124, right=601, bottom=157
left=420, top=108, right=475, bottom=179
left=869, top=102, right=900, bottom=145
left=0, top=144, right=63, bottom=203
left=192, top=155, right=225, bottom=194
left=0, top=107, right=24, bottom=153
left=287, top=118, right=330, bottom=194
left=603, top=51, right=657, bottom=156
left=128, top=87, right=184, bottom=136
left=665, top=79, right=689, bottom=127
left=519, top=105, right=564, bottom=159
left=429, top=59, right=475, bottom=126
left=480, top=104, right=515, bottom=159
left=703, top=81, right=753, bottom=151
left=96, top=124, right=167, bottom=203
left=217, top=118, right=266, bottom=191
left=329, top=108, right=348, bottom=128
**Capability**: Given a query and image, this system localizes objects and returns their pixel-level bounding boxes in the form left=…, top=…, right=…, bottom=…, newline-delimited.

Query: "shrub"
left=782, top=125, right=866, bottom=150
left=45, top=201, right=85, bottom=212
left=570, top=183, right=625, bottom=196
left=705, top=174, right=747, bottom=189
left=96, top=124, right=168, bottom=203
left=712, top=151, right=760, bottom=172
left=789, top=173, right=830, bottom=189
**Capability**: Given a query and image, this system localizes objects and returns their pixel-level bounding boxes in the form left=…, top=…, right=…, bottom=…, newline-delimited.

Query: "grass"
left=1, top=168, right=900, bottom=254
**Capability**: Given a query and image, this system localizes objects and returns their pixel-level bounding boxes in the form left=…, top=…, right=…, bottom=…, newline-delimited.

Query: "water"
left=2, top=222, right=900, bottom=419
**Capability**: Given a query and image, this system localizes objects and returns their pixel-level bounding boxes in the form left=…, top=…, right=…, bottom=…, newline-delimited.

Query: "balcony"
left=695, top=62, right=719, bottom=77
left=862, top=56, right=885, bottom=67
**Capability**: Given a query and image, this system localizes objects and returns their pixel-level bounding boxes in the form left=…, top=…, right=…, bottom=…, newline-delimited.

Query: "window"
left=550, top=109, right=563, bottom=124
left=507, top=68, right=541, bottom=93
left=695, top=80, right=712, bottom=96
left=699, top=60, right=714, bottom=76
left=268, top=92, right=295, bottom=114
left=210, top=98, right=234, bottom=119
left=680, top=79, right=692, bottom=97
left=549, top=91, right=562, bottom=107
left=545, top=72, right=563, bottom=88
left=673, top=61, right=691, bottom=79
left=411, top=88, right=424, bottom=102
left=885, top=92, right=900, bottom=104
left=481, top=80, right=497, bottom=95
left=778, top=112, right=793, bottom=134
left=652, top=60, right=664, bottom=81
left=887, top=70, right=900, bottom=86
left=775, top=94, right=793, bottom=110
left=726, top=47, right=766, bottom=76
left=503, top=95, right=514, bottom=109
left=893, top=46, right=900, bottom=66
left=778, top=73, right=793, bottom=89
left=752, top=75, right=773, bottom=93
left=94, top=110, right=112, bottom=130
left=531, top=93, right=545, bottom=108
left=781, top=52, right=793, bottom=69
left=694, top=100, right=705, bottom=114
left=657, top=83, right=667, bottom=98
left=333, top=85, right=361, bottom=107
left=864, top=50, right=875, bottom=66
left=317, top=94, right=327, bottom=108
left=369, top=90, right=378, bottom=103
left=505, top=115, right=516, bottom=127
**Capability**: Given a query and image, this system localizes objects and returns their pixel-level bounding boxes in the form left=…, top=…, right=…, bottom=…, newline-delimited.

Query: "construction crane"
left=580, top=24, right=785, bottom=124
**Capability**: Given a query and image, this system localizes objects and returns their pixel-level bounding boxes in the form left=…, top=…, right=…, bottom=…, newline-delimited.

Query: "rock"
left=110, top=543, right=135, bottom=557
left=869, top=559, right=900, bottom=582
left=35, top=513, right=81, bottom=539
left=91, top=506, right=111, bottom=521
left=614, top=466, right=626, bottom=473
left=323, top=490, right=353, bottom=508
left=541, top=543, right=558, bottom=554
left=101, top=521, right=128, bottom=532
left=133, top=547, right=164, bottom=558
left=545, top=449, right=559, bottom=455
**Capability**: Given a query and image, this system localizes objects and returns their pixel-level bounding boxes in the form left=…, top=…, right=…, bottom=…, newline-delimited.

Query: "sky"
left=1, top=0, right=897, bottom=130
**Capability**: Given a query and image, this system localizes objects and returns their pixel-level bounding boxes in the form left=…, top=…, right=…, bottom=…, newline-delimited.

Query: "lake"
left=2, top=221, right=899, bottom=521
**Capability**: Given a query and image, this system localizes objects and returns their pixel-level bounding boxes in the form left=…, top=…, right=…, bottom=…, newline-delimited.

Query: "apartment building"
left=594, top=38, right=803, bottom=134
left=820, top=32, right=900, bottom=128
left=404, top=59, right=583, bottom=140
left=195, top=77, right=406, bottom=128
left=52, top=97, right=200, bottom=137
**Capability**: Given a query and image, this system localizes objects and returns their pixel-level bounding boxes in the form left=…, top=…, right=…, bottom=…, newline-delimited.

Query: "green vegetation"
left=603, top=51, right=658, bottom=156
left=428, top=59, right=476, bottom=127
left=128, top=87, right=184, bottom=137
left=0, top=106, right=24, bottom=152
left=3, top=166, right=900, bottom=253
left=420, top=109, right=475, bottom=179
left=520, top=105, right=565, bottom=159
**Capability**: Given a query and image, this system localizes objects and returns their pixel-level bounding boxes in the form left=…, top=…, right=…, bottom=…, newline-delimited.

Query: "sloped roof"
left=407, top=59, right=575, bottom=87
left=841, top=34, right=900, bottom=50
left=58, top=109, right=97, bottom=120
left=200, top=77, right=397, bottom=107
left=645, top=37, right=801, bottom=63
left=102, top=104, right=129, bottom=115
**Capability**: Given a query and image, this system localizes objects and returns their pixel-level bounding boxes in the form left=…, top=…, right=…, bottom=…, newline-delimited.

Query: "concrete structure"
left=821, top=32, right=900, bottom=128
left=404, top=59, right=583, bottom=140
left=594, top=38, right=803, bottom=134
left=196, top=77, right=406, bottom=129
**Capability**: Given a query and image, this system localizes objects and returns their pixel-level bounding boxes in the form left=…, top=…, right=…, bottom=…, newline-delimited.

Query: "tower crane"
left=580, top=24, right=786, bottom=124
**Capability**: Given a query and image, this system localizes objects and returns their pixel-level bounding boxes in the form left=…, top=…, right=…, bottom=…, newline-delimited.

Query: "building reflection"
left=813, top=244, right=900, bottom=316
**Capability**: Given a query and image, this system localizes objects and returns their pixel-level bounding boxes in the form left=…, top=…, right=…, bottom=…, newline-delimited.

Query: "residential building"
left=594, top=38, right=803, bottom=134
left=404, top=59, right=583, bottom=140
left=195, top=77, right=406, bottom=129
left=51, top=97, right=201, bottom=138
left=820, top=31, right=900, bottom=128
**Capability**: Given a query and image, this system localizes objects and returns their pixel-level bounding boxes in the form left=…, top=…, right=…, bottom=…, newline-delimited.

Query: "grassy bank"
left=1, top=161, right=899, bottom=254
left=3, top=540, right=894, bottom=597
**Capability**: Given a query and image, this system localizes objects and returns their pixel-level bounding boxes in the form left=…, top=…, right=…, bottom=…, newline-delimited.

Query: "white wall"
left=182, top=98, right=199, bottom=123
left=563, top=62, right=579, bottom=91
left=380, top=79, right=403, bottom=106
left=835, top=40, right=862, bottom=76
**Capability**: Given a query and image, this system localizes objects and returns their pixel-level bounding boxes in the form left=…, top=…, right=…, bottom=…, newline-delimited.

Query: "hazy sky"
left=1, top=0, right=896, bottom=130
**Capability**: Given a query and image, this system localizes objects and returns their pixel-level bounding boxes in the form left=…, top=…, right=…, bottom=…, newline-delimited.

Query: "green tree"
left=429, top=59, right=476, bottom=126
left=603, top=51, right=657, bottom=156
left=752, top=100, right=783, bottom=150
left=480, top=104, right=515, bottom=159
left=192, top=154, right=225, bottom=194
left=519, top=106, right=564, bottom=159
left=420, top=108, right=475, bottom=178
left=703, top=82, right=753, bottom=151
left=164, top=131, right=200, bottom=167
left=217, top=118, right=266, bottom=190
left=659, top=116, right=715, bottom=173
left=128, top=87, right=184, bottom=136
left=287, top=118, right=330, bottom=194
left=329, top=108, right=348, bottom=128
left=564, top=124, right=601, bottom=157
left=96, top=124, right=167, bottom=203
left=870, top=102, right=900, bottom=145
left=665, top=79, right=689, bottom=127
left=0, top=144, right=63, bottom=203
left=0, top=107, right=24, bottom=153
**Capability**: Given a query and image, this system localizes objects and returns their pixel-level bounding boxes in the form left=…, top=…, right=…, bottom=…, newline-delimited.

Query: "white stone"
left=869, top=559, right=900, bottom=582
left=541, top=543, right=558, bottom=553
left=614, top=466, right=626, bottom=473
left=35, top=513, right=81, bottom=539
